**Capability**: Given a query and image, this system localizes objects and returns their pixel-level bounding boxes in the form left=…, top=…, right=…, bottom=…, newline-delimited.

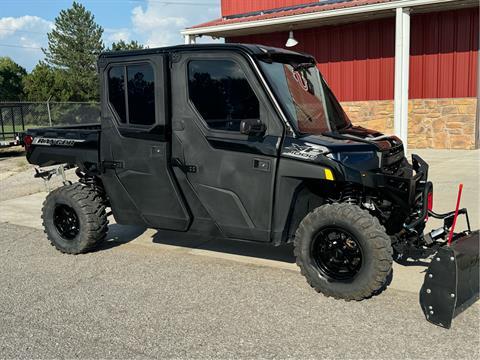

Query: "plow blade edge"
left=420, top=230, right=479, bottom=328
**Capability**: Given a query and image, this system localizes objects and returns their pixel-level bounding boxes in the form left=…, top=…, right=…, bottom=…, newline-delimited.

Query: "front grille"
left=382, top=161, right=402, bottom=175
left=384, top=142, right=404, bottom=157
left=381, top=142, right=405, bottom=175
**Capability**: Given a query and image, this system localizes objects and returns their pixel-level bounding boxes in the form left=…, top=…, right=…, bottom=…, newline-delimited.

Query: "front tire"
left=294, top=203, right=393, bottom=300
left=42, top=183, right=108, bottom=254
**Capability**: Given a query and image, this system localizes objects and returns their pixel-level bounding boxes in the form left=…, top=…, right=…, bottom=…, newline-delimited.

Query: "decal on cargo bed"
left=283, top=143, right=328, bottom=160
left=32, top=137, right=85, bottom=147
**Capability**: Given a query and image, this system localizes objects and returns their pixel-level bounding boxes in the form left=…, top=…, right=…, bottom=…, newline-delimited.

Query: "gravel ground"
left=0, top=222, right=479, bottom=359
left=0, top=147, right=76, bottom=202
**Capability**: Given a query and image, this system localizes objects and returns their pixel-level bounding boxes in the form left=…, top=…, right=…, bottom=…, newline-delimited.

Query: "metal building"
left=183, top=0, right=479, bottom=150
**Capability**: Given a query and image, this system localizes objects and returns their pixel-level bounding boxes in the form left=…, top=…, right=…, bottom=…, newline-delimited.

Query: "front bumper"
left=349, top=153, right=430, bottom=206
left=403, top=155, right=432, bottom=230
left=339, top=153, right=432, bottom=232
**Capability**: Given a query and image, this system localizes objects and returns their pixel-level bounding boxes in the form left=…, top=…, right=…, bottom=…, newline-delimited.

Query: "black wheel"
left=294, top=203, right=393, bottom=300
left=42, top=183, right=108, bottom=254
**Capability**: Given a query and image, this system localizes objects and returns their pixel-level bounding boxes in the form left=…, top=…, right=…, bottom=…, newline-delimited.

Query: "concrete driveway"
left=0, top=149, right=479, bottom=358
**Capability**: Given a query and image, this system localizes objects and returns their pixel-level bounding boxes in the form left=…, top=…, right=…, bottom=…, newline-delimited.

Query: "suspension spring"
left=341, top=185, right=359, bottom=205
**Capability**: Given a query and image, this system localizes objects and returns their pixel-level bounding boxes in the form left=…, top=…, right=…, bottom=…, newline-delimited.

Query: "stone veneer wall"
left=341, top=98, right=478, bottom=149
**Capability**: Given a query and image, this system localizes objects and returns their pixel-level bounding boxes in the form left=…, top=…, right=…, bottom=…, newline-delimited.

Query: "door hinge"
left=102, top=160, right=124, bottom=170
left=172, top=158, right=197, bottom=173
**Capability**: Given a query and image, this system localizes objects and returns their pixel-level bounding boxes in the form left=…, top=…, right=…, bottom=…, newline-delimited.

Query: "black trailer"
left=22, top=44, right=479, bottom=328
left=0, top=103, right=26, bottom=147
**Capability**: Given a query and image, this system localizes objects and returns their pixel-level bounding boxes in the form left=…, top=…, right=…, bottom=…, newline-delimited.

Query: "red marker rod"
left=447, top=183, right=463, bottom=246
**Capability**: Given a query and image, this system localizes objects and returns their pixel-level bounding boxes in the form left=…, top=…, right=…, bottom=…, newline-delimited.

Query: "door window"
left=107, top=63, right=155, bottom=126
left=188, top=60, right=259, bottom=132
left=108, top=66, right=127, bottom=123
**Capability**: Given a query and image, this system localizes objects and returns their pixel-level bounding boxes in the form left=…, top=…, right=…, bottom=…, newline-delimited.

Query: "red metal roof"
left=221, top=0, right=321, bottom=18
left=189, top=0, right=396, bottom=30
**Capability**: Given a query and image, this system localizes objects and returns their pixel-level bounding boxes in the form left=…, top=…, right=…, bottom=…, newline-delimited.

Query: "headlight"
left=329, top=151, right=381, bottom=170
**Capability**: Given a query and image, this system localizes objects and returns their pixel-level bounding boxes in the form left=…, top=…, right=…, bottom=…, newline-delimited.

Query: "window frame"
left=106, top=61, right=157, bottom=129
left=186, top=57, right=262, bottom=135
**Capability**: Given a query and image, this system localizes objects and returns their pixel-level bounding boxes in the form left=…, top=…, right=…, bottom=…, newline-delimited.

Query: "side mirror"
left=240, top=119, right=266, bottom=136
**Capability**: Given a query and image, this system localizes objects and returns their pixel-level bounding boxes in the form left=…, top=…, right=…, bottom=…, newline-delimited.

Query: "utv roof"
left=99, top=43, right=315, bottom=62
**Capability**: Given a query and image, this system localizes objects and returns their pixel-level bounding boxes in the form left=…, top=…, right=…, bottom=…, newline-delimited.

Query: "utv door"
left=170, top=51, right=284, bottom=241
left=99, top=54, right=190, bottom=230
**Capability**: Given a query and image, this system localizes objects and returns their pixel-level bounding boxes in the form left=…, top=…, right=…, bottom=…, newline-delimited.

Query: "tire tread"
left=294, top=203, right=393, bottom=301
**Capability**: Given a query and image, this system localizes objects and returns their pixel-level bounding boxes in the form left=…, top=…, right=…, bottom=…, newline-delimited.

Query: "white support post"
left=394, top=7, right=411, bottom=153
left=184, top=34, right=197, bottom=45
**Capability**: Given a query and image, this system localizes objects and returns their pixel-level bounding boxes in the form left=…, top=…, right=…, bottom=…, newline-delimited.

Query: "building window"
left=107, top=63, right=155, bottom=126
left=188, top=60, right=259, bottom=132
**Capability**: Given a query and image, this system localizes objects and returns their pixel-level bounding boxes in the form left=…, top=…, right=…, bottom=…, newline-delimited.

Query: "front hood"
left=281, top=134, right=374, bottom=163
left=336, top=125, right=403, bottom=152
left=281, top=127, right=405, bottom=172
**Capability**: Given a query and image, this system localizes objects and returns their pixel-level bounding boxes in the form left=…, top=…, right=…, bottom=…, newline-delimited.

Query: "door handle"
left=253, top=158, right=271, bottom=172
left=102, top=160, right=124, bottom=170
left=172, top=158, right=197, bottom=173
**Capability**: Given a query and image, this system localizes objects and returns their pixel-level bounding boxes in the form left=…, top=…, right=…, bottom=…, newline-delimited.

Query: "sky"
left=0, top=0, right=222, bottom=71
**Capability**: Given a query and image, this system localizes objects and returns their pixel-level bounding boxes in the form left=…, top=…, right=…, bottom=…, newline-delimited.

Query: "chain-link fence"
left=0, top=101, right=100, bottom=141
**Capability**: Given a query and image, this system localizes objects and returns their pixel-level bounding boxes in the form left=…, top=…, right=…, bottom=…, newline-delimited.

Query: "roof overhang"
left=182, top=0, right=476, bottom=38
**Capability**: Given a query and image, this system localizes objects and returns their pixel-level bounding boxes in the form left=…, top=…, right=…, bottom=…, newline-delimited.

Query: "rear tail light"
left=425, top=191, right=433, bottom=221
left=23, top=135, right=33, bottom=151
left=427, top=191, right=433, bottom=212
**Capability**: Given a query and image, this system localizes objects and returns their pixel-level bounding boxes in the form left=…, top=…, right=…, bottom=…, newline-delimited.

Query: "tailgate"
left=24, top=124, right=101, bottom=168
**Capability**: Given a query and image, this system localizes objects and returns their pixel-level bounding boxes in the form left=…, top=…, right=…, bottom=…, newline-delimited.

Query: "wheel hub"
left=53, top=204, right=80, bottom=240
left=312, top=227, right=363, bottom=281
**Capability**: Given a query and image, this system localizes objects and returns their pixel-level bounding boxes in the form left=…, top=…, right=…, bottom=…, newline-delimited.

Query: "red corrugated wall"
left=410, top=8, right=478, bottom=99
left=221, top=0, right=310, bottom=17
left=227, top=8, right=478, bottom=101
left=228, top=18, right=396, bottom=101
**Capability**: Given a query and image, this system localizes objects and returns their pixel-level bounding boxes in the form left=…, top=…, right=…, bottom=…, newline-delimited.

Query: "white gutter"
left=182, top=0, right=458, bottom=36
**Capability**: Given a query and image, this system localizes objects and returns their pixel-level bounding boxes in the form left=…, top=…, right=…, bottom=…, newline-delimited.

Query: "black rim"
left=53, top=204, right=80, bottom=240
left=312, top=227, right=363, bottom=281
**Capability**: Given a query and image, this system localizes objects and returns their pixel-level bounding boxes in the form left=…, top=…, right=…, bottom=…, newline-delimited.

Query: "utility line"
left=0, top=27, right=50, bottom=35
left=0, top=43, right=42, bottom=50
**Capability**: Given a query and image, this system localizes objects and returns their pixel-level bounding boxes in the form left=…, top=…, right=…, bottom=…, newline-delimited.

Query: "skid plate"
left=419, top=230, right=479, bottom=328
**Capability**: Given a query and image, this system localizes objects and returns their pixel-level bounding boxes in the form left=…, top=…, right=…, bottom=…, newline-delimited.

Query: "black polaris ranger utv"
left=23, top=44, right=478, bottom=328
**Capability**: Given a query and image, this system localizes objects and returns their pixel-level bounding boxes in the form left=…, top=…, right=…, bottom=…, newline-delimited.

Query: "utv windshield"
left=259, top=59, right=351, bottom=135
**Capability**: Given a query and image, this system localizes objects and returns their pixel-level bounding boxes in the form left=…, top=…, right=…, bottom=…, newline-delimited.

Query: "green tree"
left=0, top=57, right=27, bottom=101
left=23, top=62, right=72, bottom=102
left=43, top=1, right=104, bottom=101
left=108, top=40, right=144, bottom=51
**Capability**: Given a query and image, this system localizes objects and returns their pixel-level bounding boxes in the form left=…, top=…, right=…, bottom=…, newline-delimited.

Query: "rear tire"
left=294, top=203, right=393, bottom=300
left=42, top=183, right=108, bottom=254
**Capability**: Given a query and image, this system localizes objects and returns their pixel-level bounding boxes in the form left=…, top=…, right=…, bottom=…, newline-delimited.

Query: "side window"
left=188, top=60, right=259, bottom=132
left=127, top=64, right=155, bottom=125
left=107, top=63, right=155, bottom=126
left=108, top=66, right=127, bottom=123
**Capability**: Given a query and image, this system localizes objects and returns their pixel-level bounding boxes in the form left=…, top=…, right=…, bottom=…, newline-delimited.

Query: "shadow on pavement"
left=151, top=229, right=296, bottom=264
left=96, top=223, right=295, bottom=263
left=97, top=223, right=148, bottom=251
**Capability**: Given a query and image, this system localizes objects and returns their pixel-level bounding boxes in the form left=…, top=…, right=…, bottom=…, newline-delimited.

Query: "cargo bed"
left=24, top=123, right=101, bottom=168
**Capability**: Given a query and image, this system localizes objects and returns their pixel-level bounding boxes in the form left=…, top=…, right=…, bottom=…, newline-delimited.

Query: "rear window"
left=108, top=66, right=127, bottom=123
left=107, top=63, right=155, bottom=126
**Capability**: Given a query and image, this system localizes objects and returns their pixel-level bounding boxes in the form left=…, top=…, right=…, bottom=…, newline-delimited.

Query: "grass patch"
left=1, top=124, right=43, bottom=139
